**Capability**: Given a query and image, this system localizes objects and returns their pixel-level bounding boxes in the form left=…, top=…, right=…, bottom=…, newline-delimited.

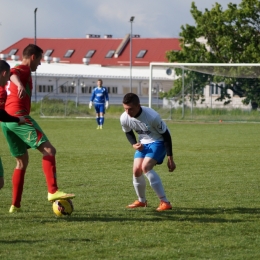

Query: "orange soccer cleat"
left=126, top=200, right=147, bottom=208
left=156, top=201, right=172, bottom=211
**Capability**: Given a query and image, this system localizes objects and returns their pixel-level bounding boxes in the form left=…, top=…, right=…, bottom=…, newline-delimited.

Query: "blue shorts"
left=94, top=103, right=105, bottom=114
left=134, top=141, right=166, bottom=164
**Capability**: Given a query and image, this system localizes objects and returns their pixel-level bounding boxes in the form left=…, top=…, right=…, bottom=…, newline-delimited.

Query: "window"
left=88, top=87, right=92, bottom=93
left=47, top=85, right=53, bottom=92
left=64, top=50, right=74, bottom=58
left=136, top=50, right=147, bottom=58
left=85, top=50, right=95, bottom=58
left=38, top=85, right=53, bottom=93
left=107, top=87, right=117, bottom=94
left=105, top=50, right=115, bottom=58
left=210, top=84, right=219, bottom=95
left=8, top=49, right=18, bottom=56
left=112, top=87, right=117, bottom=94
left=44, top=49, right=53, bottom=57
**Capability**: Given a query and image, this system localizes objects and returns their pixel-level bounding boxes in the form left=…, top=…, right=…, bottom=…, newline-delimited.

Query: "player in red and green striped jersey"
left=1, top=44, right=75, bottom=213
left=0, top=60, right=26, bottom=190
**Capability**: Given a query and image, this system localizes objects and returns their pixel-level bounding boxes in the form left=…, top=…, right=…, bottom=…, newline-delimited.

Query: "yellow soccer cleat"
left=48, top=190, right=75, bottom=202
left=9, top=205, right=21, bottom=213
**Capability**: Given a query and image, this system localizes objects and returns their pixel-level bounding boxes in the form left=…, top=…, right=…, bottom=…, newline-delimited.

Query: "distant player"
left=1, top=44, right=75, bottom=213
left=89, top=79, right=109, bottom=129
left=0, top=60, right=26, bottom=190
left=120, top=93, right=176, bottom=211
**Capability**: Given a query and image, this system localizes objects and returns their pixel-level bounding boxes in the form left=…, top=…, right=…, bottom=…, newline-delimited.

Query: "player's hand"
left=17, top=85, right=26, bottom=99
left=18, top=116, right=26, bottom=125
left=89, top=101, right=92, bottom=109
left=105, top=101, right=109, bottom=109
left=133, top=143, right=143, bottom=151
left=167, top=156, right=176, bottom=172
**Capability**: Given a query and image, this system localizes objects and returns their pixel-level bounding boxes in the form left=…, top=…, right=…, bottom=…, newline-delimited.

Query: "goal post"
left=149, top=62, right=260, bottom=119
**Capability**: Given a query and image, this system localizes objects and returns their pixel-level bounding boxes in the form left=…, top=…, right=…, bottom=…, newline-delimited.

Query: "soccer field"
left=0, top=118, right=260, bottom=259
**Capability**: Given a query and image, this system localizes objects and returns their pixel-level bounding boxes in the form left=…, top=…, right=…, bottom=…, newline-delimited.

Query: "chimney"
left=52, top=57, right=60, bottom=63
left=11, top=55, right=19, bottom=61
left=86, top=34, right=101, bottom=38
left=0, top=53, right=8, bottom=60
left=82, top=57, right=90, bottom=65
left=104, top=34, right=113, bottom=38
left=44, top=56, right=52, bottom=64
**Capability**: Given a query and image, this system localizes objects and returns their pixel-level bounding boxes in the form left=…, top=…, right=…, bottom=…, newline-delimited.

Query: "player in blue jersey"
left=120, top=93, right=176, bottom=211
left=89, top=79, right=109, bottom=129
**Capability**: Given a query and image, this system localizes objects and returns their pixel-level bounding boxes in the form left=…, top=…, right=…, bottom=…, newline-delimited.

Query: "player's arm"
left=161, top=129, right=176, bottom=172
left=105, top=88, right=109, bottom=108
left=10, top=74, right=26, bottom=99
left=89, top=89, right=95, bottom=108
left=0, top=109, right=25, bottom=124
left=125, top=130, right=143, bottom=151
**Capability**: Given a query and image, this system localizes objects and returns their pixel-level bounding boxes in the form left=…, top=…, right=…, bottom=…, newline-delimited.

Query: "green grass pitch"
left=0, top=118, right=260, bottom=259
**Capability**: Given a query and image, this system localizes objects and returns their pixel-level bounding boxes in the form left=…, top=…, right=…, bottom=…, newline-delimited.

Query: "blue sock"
left=100, top=116, right=104, bottom=125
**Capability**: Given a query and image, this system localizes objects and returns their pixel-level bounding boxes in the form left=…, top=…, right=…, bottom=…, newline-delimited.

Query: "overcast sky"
left=0, top=0, right=242, bottom=52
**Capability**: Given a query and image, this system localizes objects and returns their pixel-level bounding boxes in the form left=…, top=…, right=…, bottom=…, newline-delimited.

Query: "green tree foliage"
left=166, top=0, right=260, bottom=109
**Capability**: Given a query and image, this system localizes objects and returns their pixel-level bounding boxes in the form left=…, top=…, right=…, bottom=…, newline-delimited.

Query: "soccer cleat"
left=156, top=201, right=172, bottom=211
left=96, top=126, right=100, bottom=129
left=9, top=205, right=21, bottom=213
left=48, top=190, right=75, bottom=202
left=99, top=125, right=103, bottom=129
left=126, top=200, right=147, bottom=208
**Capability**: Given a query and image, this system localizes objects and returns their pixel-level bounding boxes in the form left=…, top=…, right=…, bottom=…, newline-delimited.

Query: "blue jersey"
left=90, top=87, right=109, bottom=104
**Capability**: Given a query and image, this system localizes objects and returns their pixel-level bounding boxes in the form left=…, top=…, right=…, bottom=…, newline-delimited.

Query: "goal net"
left=149, top=63, right=260, bottom=122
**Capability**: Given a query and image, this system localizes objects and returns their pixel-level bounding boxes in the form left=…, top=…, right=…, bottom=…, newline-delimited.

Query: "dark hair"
left=97, top=79, right=103, bottom=84
left=23, top=44, right=43, bottom=59
left=123, top=93, right=140, bottom=105
left=0, top=60, right=10, bottom=73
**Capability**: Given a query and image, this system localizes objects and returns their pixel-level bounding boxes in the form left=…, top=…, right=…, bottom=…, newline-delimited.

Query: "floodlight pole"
left=34, top=8, right=38, bottom=102
left=129, top=16, right=135, bottom=93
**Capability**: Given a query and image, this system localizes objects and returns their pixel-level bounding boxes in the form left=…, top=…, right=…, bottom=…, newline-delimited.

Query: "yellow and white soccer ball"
left=52, top=199, right=74, bottom=217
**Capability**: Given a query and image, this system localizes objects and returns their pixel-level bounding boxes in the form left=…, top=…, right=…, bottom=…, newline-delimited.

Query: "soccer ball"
left=52, top=199, right=74, bottom=217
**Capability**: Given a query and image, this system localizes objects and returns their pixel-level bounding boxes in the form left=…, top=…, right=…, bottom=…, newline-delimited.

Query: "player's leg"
left=126, top=152, right=147, bottom=208
left=99, top=104, right=105, bottom=129
left=142, top=142, right=172, bottom=211
left=1, top=122, right=28, bottom=212
left=94, top=104, right=100, bottom=129
left=36, top=137, right=75, bottom=202
left=10, top=152, right=28, bottom=211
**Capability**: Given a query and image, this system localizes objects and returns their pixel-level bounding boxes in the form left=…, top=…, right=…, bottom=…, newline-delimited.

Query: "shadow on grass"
left=30, top=206, right=260, bottom=224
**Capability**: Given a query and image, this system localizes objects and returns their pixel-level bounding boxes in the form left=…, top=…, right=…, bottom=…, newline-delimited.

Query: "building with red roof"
left=0, top=34, right=180, bottom=105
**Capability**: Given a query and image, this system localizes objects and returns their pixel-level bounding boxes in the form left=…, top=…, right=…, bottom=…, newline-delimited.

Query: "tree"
left=166, top=0, right=260, bottom=109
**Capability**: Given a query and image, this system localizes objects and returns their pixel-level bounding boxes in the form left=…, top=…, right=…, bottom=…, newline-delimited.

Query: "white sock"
left=145, top=170, right=168, bottom=202
left=133, top=175, right=146, bottom=203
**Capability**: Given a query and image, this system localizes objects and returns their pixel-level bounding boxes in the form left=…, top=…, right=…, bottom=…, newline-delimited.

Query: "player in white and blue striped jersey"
left=89, top=79, right=109, bottom=129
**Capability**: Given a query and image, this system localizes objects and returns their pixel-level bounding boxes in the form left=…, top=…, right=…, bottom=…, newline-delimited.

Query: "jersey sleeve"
left=90, top=88, right=95, bottom=101
left=152, top=115, right=167, bottom=134
left=120, top=113, right=132, bottom=133
left=105, top=87, right=109, bottom=101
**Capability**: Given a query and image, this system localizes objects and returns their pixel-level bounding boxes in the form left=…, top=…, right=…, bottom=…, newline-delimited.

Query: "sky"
left=0, top=0, right=242, bottom=52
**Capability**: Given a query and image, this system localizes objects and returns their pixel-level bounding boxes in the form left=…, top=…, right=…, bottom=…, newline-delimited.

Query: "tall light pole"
left=129, top=16, right=135, bottom=93
left=34, top=8, right=38, bottom=102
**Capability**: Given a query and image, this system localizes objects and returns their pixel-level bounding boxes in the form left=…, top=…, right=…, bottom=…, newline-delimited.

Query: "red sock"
left=42, top=155, right=58, bottom=194
left=12, top=169, right=26, bottom=208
